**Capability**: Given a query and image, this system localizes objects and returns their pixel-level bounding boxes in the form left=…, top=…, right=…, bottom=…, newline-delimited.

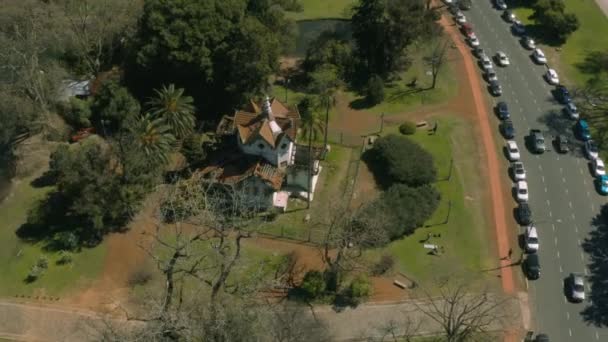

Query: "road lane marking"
left=580, top=169, right=584, bottom=175
left=547, top=199, right=550, bottom=206
left=585, top=268, right=589, bottom=276
left=560, top=168, right=563, bottom=173
left=597, top=331, right=600, bottom=340
left=552, top=224, right=555, bottom=231
left=555, top=237, right=558, bottom=245
left=563, top=177, right=567, bottom=183
left=541, top=176, right=545, bottom=183
left=560, top=265, right=563, bottom=273
left=581, top=252, right=585, bottom=261
left=557, top=251, right=560, bottom=258
left=592, top=203, right=596, bottom=211
left=533, top=99, right=537, bottom=104
left=549, top=211, right=553, bottom=217
left=557, top=156, right=559, bottom=161
left=577, top=159, right=581, bottom=165
left=575, top=226, right=579, bottom=233
left=569, top=329, right=572, bottom=337
left=539, top=164, right=542, bottom=171
left=565, top=188, right=568, bottom=194
left=587, top=191, right=591, bottom=198
left=545, top=187, right=548, bottom=193
left=584, top=179, right=588, bottom=186
left=572, top=213, right=576, bottom=219
left=566, top=311, right=570, bottom=320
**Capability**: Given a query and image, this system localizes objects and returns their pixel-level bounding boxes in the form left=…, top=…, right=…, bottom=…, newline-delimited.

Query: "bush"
left=36, top=255, right=49, bottom=269
left=300, top=270, right=326, bottom=299
left=56, top=250, right=73, bottom=265
left=366, top=74, right=385, bottom=105
left=347, top=275, right=371, bottom=305
left=60, top=98, right=92, bottom=128
left=180, top=133, right=208, bottom=166
left=371, top=254, right=395, bottom=276
left=399, top=121, right=417, bottom=135
left=51, top=231, right=80, bottom=251
left=364, top=134, right=437, bottom=188
left=128, top=268, right=154, bottom=287
left=26, top=265, right=44, bottom=283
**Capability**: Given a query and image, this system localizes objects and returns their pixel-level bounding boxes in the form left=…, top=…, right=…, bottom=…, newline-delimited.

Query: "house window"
left=258, top=143, right=265, bottom=150
left=280, top=143, right=287, bottom=149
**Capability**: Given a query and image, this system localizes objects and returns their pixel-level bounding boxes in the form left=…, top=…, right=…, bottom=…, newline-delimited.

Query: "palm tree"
left=147, top=84, right=196, bottom=140
left=309, top=65, right=340, bottom=149
left=130, top=113, right=176, bottom=164
left=298, top=97, right=325, bottom=209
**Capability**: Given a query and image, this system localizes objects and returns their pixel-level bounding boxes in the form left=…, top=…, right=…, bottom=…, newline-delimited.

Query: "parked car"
left=576, top=119, right=591, bottom=141
left=567, top=273, right=586, bottom=303
left=555, top=85, right=572, bottom=104
left=592, top=158, right=606, bottom=177
left=530, top=129, right=546, bottom=153
left=585, top=140, right=599, bottom=159
left=495, top=51, right=510, bottom=66
left=449, top=3, right=460, bottom=15
left=502, top=10, right=516, bottom=22
left=516, top=180, right=529, bottom=202
left=496, top=101, right=510, bottom=119
left=458, top=0, right=472, bottom=10
left=501, top=119, right=515, bottom=138
left=467, top=34, right=480, bottom=47
left=506, top=140, right=521, bottom=161
left=473, top=46, right=485, bottom=58
left=536, top=334, right=550, bottom=342
left=564, top=102, right=579, bottom=119
left=490, top=80, right=502, bottom=96
left=481, top=55, right=493, bottom=71
left=461, top=23, right=474, bottom=37
left=485, top=69, right=498, bottom=82
left=512, top=161, right=526, bottom=181
left=532, top=48, right=547, bottom=64
left=525, top=253, right=540, bottom=280
left=596, top=175, right=608, bottom=195
left=512, top=20, right=526, bottom=35
left=455, top=11, right=467, bottom=24
left=522, top=36, right=536, bottom=49
left=555, top=134, right=569, bottom=153
left=495, top=0, right=507, bottom=10
left=545, top=69, right=560, bottom=85
left=525, top=225, right=539, bottom=253
left=516, top=202, right=533, bottom=225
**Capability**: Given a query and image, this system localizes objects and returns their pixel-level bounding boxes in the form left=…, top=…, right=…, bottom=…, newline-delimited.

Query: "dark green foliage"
left=51, top=231, right=80, bottom=251
left=91, top=79, right=140, bottom=134
left=26, top=265, right=43, bottom=283
left=399, top=121, right=417, bottom=135
left=366, top=74, right=385, bottom=105
left=128, top=114, right=176, bottom=164
left=148, top=84, right=196, bottom=140
left=36, top=255, right=49, bottom=269
left=60, top=97, right=92, bottom=128
left=180, top=133, right=208, bottom=167
left=364, top=134, right=437, bottom=188
left=532, top=0, right=579, bottom=43
left=347, top=275, right=371, bottom=303
left=371, top=254, right=395, bottom=275
left=300, top=270, right=326, bottom=298
left=0, top=90, right=36, bottom=152
left=370, top=183, right=440, bottom=239
left=56, top=250, right=73, bottom=265
left=303, top=31, right=354, bottom=81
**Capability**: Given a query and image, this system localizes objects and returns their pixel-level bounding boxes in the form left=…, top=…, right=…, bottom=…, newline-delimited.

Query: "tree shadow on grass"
left=30, top=171, right=56, bottom=188
left=575, top=51, right=608, bottom=76
left=581, top=204, right=608, bottom=327
left=536, top=109, right=585, bottom=158
left=349, top=97, right=373, bottom=110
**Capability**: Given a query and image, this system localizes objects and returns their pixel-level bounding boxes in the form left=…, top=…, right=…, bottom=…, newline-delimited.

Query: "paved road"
left=458, top=2, right=608, bottom=341
left=595, top=0, right=608, bottom=17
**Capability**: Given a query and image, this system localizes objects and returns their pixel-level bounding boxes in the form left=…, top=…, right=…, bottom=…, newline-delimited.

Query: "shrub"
left=347, top=275, right=372, bottom=304
left=180, top=133, right=208, bottom=167
left=60, top=97, right=92, bottom=128
left=399, top=121, right=417, bottom=135
left=300, top=270, right=326, bottom=299
left=51, top=231, right=80, bottom=251
left=366, top=74, right=385, bottom=105
left=56, top=251, right=73, bottom=265
left=364, top=134, right=437, bottom=188
left=128, top=268, right=154, bottom=287
left=371, top=254, right=395, bottom=276
left=26, top=265, right=44, bottom=283
left=36, top=255, right=49, bottom=269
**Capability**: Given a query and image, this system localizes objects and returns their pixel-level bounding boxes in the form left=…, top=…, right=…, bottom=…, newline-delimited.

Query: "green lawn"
left=0, top=176, right=106, bottom=297
left=286, top=0, right=356, bottom=20
left=366, top=117, right=498, bottom=290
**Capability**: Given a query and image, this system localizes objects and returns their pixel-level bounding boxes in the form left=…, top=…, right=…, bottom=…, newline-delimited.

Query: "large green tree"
left=298, top=96, right=325, bottom=209
left=148, top=84, right=196, bottom=140
left=129, top=113, right=176, bottom=164
left=532, top=0, right=579, bottom=43
left=308, top=64, right=341, bottom=147
left=90, top=79, right=141, bottom=134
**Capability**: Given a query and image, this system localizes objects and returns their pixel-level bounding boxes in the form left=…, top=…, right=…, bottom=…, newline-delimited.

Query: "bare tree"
left=369, top=316, right=422, bottom=342
left=413, top=281, right=513, bottom=342
left=423, top=38, right=450, bottom=90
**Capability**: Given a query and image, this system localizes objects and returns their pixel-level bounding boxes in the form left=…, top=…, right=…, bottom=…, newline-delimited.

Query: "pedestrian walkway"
left=595, top=0, right=608, bottom=17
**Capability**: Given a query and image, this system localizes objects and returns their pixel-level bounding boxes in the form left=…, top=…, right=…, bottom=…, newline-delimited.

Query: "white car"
left=532, top=48, right=547, bottom=64
left=565, top=102, right=579, bottom=119
left=444, top=0, right=454, bottom=3
left=593, top=158, right=606, bottom=177
left=485, top=69, right=498, bottom=82
left=495, top=51, right=510, bottom=66
left=512, top=161, right=526, bottom=181
left=569, top=273, right=586, bottom=302
left=525, top=225, right=539, bottom=253
left=545, top=69, right=559, bottom=85
left=585, top=140, right=599, bottom=160
left=516, top=181, right=529, bottom=202
left=506, top=140, right=520, bottom=161
left=523, top=36, right=536, bottom=50
left=455, top=12, right=466, bottom=24
left=481, top=55, right=493, bottom=71
left=468, top=34, right=480, bottom=47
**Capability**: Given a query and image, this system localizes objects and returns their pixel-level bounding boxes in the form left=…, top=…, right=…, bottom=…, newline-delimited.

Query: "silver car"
left=569, top=273, right=585, bottom=302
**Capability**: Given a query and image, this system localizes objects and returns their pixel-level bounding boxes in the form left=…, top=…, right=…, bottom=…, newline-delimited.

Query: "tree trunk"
left=161, top=250, right=181, bottom=316
left=431, top=71, right=438, bottom=89
left=307, top=127, right=313, bottom=209
left=323, top=100, right=329, bottom=149
left=210, top=234, right=244, bottom=301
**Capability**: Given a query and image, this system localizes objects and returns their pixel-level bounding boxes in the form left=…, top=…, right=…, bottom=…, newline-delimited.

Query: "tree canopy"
left=531, top=0, right=579, bottom=43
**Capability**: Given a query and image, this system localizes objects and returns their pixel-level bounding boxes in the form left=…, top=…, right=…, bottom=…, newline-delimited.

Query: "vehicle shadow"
left=536, top=110, right=585, bottom=158
left=581, top=204, right=608, bottom=326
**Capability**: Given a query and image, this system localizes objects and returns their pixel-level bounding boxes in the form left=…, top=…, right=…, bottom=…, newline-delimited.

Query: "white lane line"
left=565, top=188, right=568, bottom=194
left=560, top=265, right=563, bottom=273
left=580, top=168, right=584, bottom=175
left=533, top=99, right=537, bottom=104
left=584, top=179, right=588, bottom=186
left=596, top=331, right=600, bottom=340
left=557, top=155, right=560, bottom=161
left=578, top=159, right=581, bottom=165
left=539, top=164, right=543, bottom=171
left=545, top=187, right=548, bottom=193
left=569, top=329, right=572, bottom=337
left=541, top=176, right=545, bottom=183
left=552, top=224, right=556, bottom=231
left=555, top=237, right=558, bottom=245
left=585, top=268, right=589, bottom=276
left=575, top=226, right=579, bottom=233
left=566, top=311, right=570, bottom=320
left=578, top=239, right=582, bottom=246
left=560, top=168, right=563, bottom=173
left=557, top=251, right=560, bottom=258
left=547, top=199, right=551, bottom=206
left=569, top=201, right=573, bottom=208
left=515, top=98, right=519, bottom=104
left=563, top=177, right=567, bottom=183
left=581, top=252, right=585, bottom=261
left=572, top=213, right=576, bottom=220
left=549, top=211, right=553, bottom=217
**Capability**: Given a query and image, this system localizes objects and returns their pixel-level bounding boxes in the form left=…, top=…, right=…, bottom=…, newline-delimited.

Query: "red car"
left=461, top=23, right=474, bottom=37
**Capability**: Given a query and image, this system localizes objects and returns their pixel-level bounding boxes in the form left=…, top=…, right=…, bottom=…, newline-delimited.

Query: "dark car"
left=516, top=202, right=532, bottom=225
left=555, top=134, right=569, bottom=153
left=502, top=10, right=515, bottom=22
left=459, top=0, right=472, bottom=10
left=472, top=46, right=485, bottom=58
left=512, top=21, right=526, bottom=35
left=495, top=0, right=507, bottom=10
left=496, top=101, right=510, bottom=119
left=576, top=119, right=591, bottom=141
left=449, top=3, right=460, bottom=15
left=555, top=85, right=572, bottom=104
left=489, top=80, right=502, bottom=96
left=501, top=119, right=515, bottom=138
left=525, top=253, right=540, bottom=280
left=530, top=129, right=546, bottom=153
left=536, top=334, right=550, bottom=342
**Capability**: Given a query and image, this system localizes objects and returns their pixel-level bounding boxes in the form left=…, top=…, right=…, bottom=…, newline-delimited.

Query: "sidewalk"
left=595, top=0, right=608, bottom=17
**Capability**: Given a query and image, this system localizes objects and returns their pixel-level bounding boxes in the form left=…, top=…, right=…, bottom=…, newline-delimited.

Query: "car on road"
left=545, top=69, right=560, bottom=85
left=525, top=225, right=539, bottom=253
left=489, top=80, right=502, bottom=96
left=555, top=85, right=572, bottom=104
left=506, top=140, right=521, bottom=161
left=585, top=140, right=599, bottom=159
left=512, top=161, right=526, bottom=181
left=512, top=20, right=526, bottom=35
left=555, top=134, right=569, bottom=153
left=516, top=202, right=533, bottom=225
left=532, top=48, right=547, bottom=64
left=576, top=119, right=591, bottom=141
left=496, top=101, right=510, bottom=119
left=467, top=34, right=480, bottom=47
left=480, top=55, right=493, bottom=71
left=455, top=11, right=466, bottom=24
left=524, top=253, right=540, bottom=280
left=529, top=129, right=546, bottom=153
left=443, top=0, right=453, bottom=3
left=564, top=102, right=579, bottom=119
left=596, top=175, right=608, bottom=195
left=495, top=0, right=507, bottom=10
left=485, top=69, right=498, bottom=82
left=458, top=0, right=472, bottom=10
left=495, top=51, right=510, bottom=66
left=522, top=36, right=536, bottom=49
left=535, top=333, right=550, bottom=342
left=472, top=47, right=485, bottom=58
left=567, top=273, right=586, bottom=302
left=501, top=119, right=515, bottom=138
left=516, top=180, right=529, bottom=202
left=502, top=10, right=516, bottom=22
left=592, top=158, right=606, bottom=177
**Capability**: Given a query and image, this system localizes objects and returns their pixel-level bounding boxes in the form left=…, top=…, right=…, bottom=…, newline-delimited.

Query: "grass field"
left=286, top=0, right=356, bottom=20
left=366, top=116, right=499, bottom=290
left=0, top=176, right=106, bottom=297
